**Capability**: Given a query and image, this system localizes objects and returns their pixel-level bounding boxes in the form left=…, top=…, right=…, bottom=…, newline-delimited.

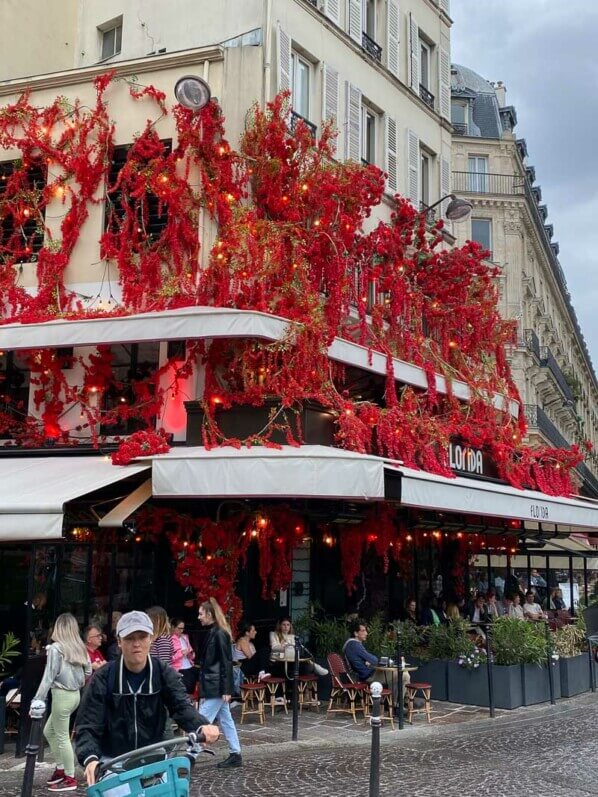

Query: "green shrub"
left=552, top=622, right=587, bottom=658
left=0, top=632, right=20, bottom=676
left=390, top=621, right=425, bottom=658
left=419, top=620, right=475, bottom=661
left=490, top=618, right=547, bottom=665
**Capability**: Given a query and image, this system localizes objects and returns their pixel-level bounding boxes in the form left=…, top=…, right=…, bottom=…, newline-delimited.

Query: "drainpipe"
left=262, top=0, right=273, bottom=108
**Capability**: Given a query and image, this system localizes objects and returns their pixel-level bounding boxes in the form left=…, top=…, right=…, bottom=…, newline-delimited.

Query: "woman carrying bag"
left=30, top=613, right=91, bottom=792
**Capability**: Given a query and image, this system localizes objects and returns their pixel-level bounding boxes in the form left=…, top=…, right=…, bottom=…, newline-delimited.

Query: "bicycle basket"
left=88, top=756, right=191, bottom=797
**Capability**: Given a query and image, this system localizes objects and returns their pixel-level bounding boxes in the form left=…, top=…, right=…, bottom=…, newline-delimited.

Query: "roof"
left=451, top=63, right=503, bottom=139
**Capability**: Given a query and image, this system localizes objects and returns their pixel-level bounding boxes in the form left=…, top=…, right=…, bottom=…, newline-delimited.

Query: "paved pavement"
left=2, top=693, right=598, bottom=796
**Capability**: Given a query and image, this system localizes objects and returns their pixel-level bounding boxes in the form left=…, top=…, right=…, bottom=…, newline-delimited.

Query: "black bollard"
left=545, top=622, right=555, bottom=705
left=589, top=642, right=596, bottom=693
left=20, top=714, right=44, bottom=797
left=291, top=636, right=300, bottom=741
left=484, top=623, right=495, bottom=718
left=0, top=695, right=5, bottom=755
left=395, top=644, right=404, bottom=730
left=369, top=681, right=382, bottom=797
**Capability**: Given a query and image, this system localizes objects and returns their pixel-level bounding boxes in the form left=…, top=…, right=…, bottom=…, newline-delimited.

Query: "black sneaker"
left=217, top=753, right=242, bottom=769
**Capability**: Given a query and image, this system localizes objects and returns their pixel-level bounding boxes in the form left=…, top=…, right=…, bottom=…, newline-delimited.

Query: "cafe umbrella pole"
left=291, top=636, right=300, bottom=741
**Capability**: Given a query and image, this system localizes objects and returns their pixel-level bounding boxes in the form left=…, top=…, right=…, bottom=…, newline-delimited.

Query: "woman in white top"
left=509, top=593, right=525, bottom=620
left=269, top=618, right=327, bottom=677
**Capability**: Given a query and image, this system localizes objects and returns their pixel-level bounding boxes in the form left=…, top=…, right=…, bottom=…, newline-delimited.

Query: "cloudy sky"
left=450, top=0, right=598, bottom=367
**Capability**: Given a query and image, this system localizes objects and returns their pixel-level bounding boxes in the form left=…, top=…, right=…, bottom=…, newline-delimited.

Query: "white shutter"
left=322, top=0, right=340, bottom=24
left=440, top=154, right=451, bottom=217
left=408, top=13, right=419, bottom=93
left=322, top=63, right=339, bottom=154
left=386, top=0, right=400, bottom=78
left=277, top=24, right=292, bottom=93
left=406, top=129, right=419, bottom=206
left=439, top=46, right=451, bottom=120
left=348, top=0, right=362, bottom=44
left=439, top=0, right=450, bottom=16
left=385, top=115, right=398, bottom=195
left=345, top=81, right=362, bottom=162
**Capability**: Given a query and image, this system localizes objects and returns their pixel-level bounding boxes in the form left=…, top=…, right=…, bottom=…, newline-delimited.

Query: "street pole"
left=545, top=621, right=555, bottom=705
left=369, top=681, right=382, bottom=797
left=291, top=636, right=300, bottom=741
left=395, top=643, right=404, bottom=730
left=484, top=622, right=495, bottom=718
left=20, top=710, right=44, bottom=797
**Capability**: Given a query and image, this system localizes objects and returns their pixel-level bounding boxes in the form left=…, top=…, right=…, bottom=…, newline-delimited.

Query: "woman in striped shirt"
left=147, top=606, right=174, bottom=664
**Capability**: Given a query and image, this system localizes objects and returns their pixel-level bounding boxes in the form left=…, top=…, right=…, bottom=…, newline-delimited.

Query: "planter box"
left=560, top=654, right=591, bottom=697
left=447, top=662, right=523, bottom=709
left=521, top=662, right=561, bottom=706
left=410, top=658, right=448, bottom=701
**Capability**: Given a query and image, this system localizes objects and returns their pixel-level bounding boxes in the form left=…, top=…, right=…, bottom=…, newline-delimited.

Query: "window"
left=100, top=343, right=160, bottom=436
left=471, top=218, right=492, bottom=256
left=100, top=21, right=122, bottom=61
left=363, top=0, right=376, bottom=38
left=420, top=152, right=430, bottom=207
left=468, top=155, right=488, bottom=193
left=291, top=53, right=310, bottom=121
left=0, top=160, right=46, bottom=263
left=451, top=101, right=468, bottom=131
left=362, top=107, right=376, bottom=165
left=420, top=41, right=431, bottom=89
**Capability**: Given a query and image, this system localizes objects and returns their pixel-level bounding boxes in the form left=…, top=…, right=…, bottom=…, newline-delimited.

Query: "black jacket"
left=199, top=625, right=234, bottom=699
left=75, top=656, right=209, bottom=765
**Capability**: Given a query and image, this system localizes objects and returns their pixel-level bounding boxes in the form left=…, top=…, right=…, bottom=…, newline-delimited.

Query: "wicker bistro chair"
left=363, top=684, right=395, bottom=729
left=297, top=674, right=319, bottom=713
left=240, top=682, right=266, bottom=725
left=4, top=687, right=22, bottom=736
left=326, top=653, right=367, bottom=723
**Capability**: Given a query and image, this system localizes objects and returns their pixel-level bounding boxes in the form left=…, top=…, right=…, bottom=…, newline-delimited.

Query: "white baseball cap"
left=116, top=610, right=154, bottom=638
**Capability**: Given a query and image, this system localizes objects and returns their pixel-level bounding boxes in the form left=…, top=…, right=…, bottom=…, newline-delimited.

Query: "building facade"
left=450, top=64, right=598, bottom=499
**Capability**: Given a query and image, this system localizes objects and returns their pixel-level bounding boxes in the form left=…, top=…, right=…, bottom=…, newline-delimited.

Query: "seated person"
left=343, top=619, right=410, bottom=703
left=469, top=594, right=488, bottom=624
left=233, top=623, right=269, bottom=689
left=523, top=590, right=547, bottom=622
left=508, top=593, right=525, bottom=620
left=403, top=598, right=418, bottom=625
left=446, top=601, right=461, bottom=622
left=269, top=617, right=327, bottom=677
left=74, top=611, right=220, bottom=785
left=419, top=597, right=441, bottom=627
left=485, top=591, right=500, bottom=619
left=548, top=587, right=566, bottom=611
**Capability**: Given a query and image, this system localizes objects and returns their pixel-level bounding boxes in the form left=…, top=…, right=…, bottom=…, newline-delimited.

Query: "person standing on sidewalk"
left=29, top=613, right=91, bottom=792
left=198, top=598, right=242, bottom=769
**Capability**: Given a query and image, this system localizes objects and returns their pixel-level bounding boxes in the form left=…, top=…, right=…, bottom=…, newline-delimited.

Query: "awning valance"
left=0, top=458, right=150, bottom=541
left=147, top=445, right=389, bottom=500
left=397, top=466, right=598, bottom=532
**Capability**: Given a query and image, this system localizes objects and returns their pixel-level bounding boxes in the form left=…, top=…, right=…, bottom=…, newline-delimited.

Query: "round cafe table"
left=374, top=664, right=418, bottom=711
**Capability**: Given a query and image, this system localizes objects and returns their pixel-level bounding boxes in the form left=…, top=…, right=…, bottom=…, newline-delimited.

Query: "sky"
left=450, top=0, right=598, bottom=368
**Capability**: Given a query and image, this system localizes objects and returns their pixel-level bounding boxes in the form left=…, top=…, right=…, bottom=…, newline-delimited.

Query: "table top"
left=375, top=664, right=418, bottom=673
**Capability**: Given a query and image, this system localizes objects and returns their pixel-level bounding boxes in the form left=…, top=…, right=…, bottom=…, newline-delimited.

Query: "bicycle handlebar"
left=97, top=732, right=206, bottom=776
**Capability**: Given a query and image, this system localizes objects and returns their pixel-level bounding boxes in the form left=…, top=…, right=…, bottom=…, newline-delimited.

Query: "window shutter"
left=322, top=0, right=340, bottom=24
left=439, top=46, right=450, bottom=120
left=408, top=13, right=419, bottom=93
left=406, top=129, right=419, bottom=206
left=322, top=64, right=339, bottom=154
left=439, top=0, right=450, bottom=16
left=385, top=115, right=398, bottom=195
left=348, top=0, right=362, bottom=44
left=277, top=24, right=291, bottom=93
left=440, top=154, right=451, bottom=217
left=345, top=82, right=362, bottom=162
left=386, top=0, right=400, bottom=78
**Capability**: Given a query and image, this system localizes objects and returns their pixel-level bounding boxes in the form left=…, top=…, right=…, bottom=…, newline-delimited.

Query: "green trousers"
left=43, top=688, right=80, bottom=777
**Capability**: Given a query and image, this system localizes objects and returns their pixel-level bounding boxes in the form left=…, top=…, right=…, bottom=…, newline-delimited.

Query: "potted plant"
left=553, top=622, right=590, bottom=697
left=414, top=621, right=473, bottom=702
left=0, top=631, right=20, bottom=745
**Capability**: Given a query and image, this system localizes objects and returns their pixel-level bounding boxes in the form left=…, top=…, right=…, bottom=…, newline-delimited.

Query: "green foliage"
left=0, top=632, right=20, bottom=676
left=552, top=622, right=587, bottom=658
left=490, top=618, right=548, bottom=665
left=391, top=621, right=426, bottom=658
left=420, top=619, right=475, bottom=661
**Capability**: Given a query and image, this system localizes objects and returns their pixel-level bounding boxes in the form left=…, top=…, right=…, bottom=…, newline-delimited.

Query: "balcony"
left=452, top=171, right=526, bottom=196
left=361, top=31, right=382, bottom=62
left=525, top=404, right=570, bottom=450
left=524, top=328, right=541, bottom=361
left=289, top=110, right=317, bottom=139
left=539, top=347, right=575, bottom=403
left=419, top=201, right=437, bottom=225
left=419, top=84, right=435, bottom=111
left=452, top=122, right=469, bottom=136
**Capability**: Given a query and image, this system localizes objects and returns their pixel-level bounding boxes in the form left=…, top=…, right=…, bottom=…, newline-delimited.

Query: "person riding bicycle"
left=74, top=611, right=219, bottom=785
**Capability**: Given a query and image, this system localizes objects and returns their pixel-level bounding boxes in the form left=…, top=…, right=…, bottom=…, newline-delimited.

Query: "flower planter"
left=491, top=664, right=523, bottom=709
left=521, top=662, right=561, bottom=706
left=410, top=658, right=448, bottom=701
left=559, top=654, right=591, bottom=697
left=447, top=662, right=523, bottom=709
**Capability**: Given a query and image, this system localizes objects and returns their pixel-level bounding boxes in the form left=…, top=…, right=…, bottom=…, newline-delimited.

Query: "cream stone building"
left=450, top=64, right=598, bottom=498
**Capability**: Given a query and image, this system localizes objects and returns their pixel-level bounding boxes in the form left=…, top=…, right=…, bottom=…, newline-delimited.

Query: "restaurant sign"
left=448, top=442, right=498, bottom=479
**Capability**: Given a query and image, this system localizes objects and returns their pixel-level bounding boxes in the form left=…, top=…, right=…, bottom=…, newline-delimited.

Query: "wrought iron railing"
left=419, top=84, right=435, bottom=110
left=289, top=110, right=317, bottom=139
left=539, top=347, right=575, bottom=403
left=361, top=31, right=382, bottom=62
left=524, top=404, right=570, bottom=450
left=304, top=0, right=318, bottom=6
left=451, top=171, right=525, bottom=196
left=524, top=329, right=541, bottom=361
left=419, top=201, right=437, bottom=224
left=452, top=122, right=469, bottom=136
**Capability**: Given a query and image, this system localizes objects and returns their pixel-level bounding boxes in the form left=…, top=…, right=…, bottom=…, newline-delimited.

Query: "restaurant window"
left=0, top=159, right=46, bottom=263
left=0, top=351, right=31, bottom=438
left=100, top=342, right=160, bottom=436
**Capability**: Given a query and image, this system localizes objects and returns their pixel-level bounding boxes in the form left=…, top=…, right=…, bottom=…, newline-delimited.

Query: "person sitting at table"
left=234, top=622, right=267, bottom=681
left=485, top=591, right=500, bottom=620
left=403, top=598, right=418, bottom=625
left=420, top=596, right=441, bottom=626
left=446, top=601, right=461, bottom=622
left=548, top=587, right=566, bottom=611
left=343, top=620, right=409, bottom=703
left=523, top=590, right=547, bottom=622
left=508, top=592, right=525, bottom=620
left=269, top=617, right=328, bottom=677
left=469, top=594, right=489, bottom=624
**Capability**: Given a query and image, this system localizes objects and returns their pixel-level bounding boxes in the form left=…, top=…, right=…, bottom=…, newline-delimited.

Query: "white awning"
left=0, top=458, right=150, bottom=541
left=0, top=307, right=518, bottom=417
left=397, top=466, right=598, bottom=531
left=146, top=445, right=388, bottom=500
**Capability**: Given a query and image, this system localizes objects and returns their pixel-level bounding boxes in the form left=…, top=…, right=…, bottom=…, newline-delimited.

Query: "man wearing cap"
left=75, top=611, right=219, bottom=785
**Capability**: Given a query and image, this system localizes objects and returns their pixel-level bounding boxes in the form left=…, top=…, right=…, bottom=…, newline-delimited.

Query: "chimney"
left=494, top=80, right=507, bottom=108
